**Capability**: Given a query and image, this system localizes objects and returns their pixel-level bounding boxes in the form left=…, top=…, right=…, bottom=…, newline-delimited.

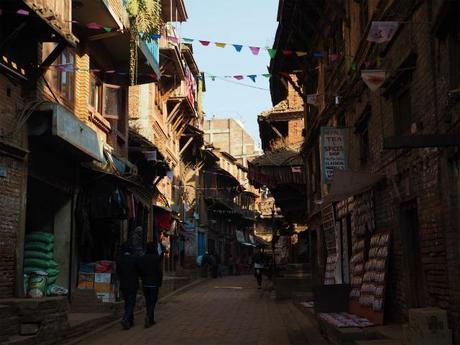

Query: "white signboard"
left=321, top=127, right=348, bottom=184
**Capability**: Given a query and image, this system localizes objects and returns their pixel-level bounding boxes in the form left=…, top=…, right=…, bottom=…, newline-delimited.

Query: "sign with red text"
left=321, top=127, right=348, bottom=184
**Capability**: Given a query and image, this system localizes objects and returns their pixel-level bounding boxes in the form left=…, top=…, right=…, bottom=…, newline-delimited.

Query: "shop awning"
left=319, top=170, right=385, bottom=206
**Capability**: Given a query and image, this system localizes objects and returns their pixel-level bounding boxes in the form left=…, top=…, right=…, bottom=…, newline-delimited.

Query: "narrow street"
left=77, top=276, right=326, bottom=345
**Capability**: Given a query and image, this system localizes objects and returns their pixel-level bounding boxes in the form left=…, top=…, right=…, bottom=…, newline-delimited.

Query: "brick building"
left=270, top=0, right=460, bottom=342
left=203, top=118, right=261, bottom=167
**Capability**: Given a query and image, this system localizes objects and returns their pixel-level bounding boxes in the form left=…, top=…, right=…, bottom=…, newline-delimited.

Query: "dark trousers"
left=143, top=286, right=159, bottom=323
left=122, top=290, right=137, bottom=325
left=255, top=268, right=263, bottom=286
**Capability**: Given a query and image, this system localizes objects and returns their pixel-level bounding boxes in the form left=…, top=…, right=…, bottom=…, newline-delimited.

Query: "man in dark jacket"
left=116, top=242, right=139, bottom=330
left=138, top=242, right=163, bottom=328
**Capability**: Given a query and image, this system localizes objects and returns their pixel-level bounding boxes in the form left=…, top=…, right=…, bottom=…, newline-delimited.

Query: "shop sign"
left=320, top=127, right=348, bottom=184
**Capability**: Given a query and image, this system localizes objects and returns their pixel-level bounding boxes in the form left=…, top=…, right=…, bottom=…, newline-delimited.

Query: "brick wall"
left=0, top=74, right=27, bottom=298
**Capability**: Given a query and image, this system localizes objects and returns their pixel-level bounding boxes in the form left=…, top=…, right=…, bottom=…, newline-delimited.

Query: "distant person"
left=139, top=242, right=163, bottom=328
left=116, top=242, right=139, bottom=330
left=253, top=249, right=265, bottom=289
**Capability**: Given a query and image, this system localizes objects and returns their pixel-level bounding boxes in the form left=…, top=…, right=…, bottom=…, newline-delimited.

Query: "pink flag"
left=249, top=46, right=260, bottom=55
left=16, top=9, right=29, bottom=16
left=105, top=70, right=115, bottom=74
left=199, top=40, right=210, bottom=46
left=167, top=36, right=179, bottom=44
left=233, top=75, right=244, bottom=80
left=87, top=22, right=103, bottom=30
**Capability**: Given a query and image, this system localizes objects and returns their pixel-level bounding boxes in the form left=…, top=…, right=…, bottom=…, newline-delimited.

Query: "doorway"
left=399, top=200, right=425, bottom=308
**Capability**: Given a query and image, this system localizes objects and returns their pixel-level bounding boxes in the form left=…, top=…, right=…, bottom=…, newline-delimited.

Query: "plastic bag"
left=24, top=242, right=53, bottom=253
left=24, top=250, right=53, bottom=261
left=27, top=271, right=48, bottom=298
left=24, top=258, right=58, bottom=270
left=46, top=284, right=68, bottom=296
left=25, top=232, right=54, bottom=244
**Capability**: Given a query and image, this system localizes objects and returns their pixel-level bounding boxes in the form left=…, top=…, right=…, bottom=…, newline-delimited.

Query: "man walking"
left=253, top=249, right=265, bottom=289
left=139, top=242, right=163, bottom=328
left=116, top=242, right=139, bottom=330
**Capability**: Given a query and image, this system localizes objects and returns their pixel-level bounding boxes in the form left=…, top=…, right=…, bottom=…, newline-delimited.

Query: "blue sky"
left=180, top=0, right=279, bottom=147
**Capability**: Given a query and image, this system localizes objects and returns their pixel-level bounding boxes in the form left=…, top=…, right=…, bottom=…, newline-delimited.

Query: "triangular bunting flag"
left=267, top=49, right=277, bottom=58
left=103, top=27, right=112, bottom=32
left=167, top=36, right=179, bottom=44
left=296, top=51, right=308, bottom=57
left=87, top=22, right=103, bottom=30
left=199, top=40, right=211, bottom=46
left=16, top=9, right=29, bottom=15
left=249, top=46, right=260, bottom=55
left=361, top=70, right=386, bottom=91
left=262, top=73, right=272, bottom=79
left=232, top=44, right=243, bottom=52
left=328, top=53, right=339, bottom=63
left=105, top=70, right=115, bottom=74
left=313, top=51, right=323, bottom=57
left=210, top=76, right=216, bottom=81
left=351, top=63, right=357, bottom=71
left=282, top=50, right=293, bottom=56
left=182, top=37, right=194, bottom=43
left=234, top=75, right=244, bottom=80
left=247, top=75, right=257, bottom=83
left=215, top=42, right=226, bottom=48
left=367, top=21, right=399, bottom=43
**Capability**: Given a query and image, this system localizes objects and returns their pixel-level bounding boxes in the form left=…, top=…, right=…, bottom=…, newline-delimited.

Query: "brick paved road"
left=79, top=275, right=327, bottom=345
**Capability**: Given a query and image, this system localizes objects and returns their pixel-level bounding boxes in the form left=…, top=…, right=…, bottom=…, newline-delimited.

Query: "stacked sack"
left=23, top=232, right=60, bottom=288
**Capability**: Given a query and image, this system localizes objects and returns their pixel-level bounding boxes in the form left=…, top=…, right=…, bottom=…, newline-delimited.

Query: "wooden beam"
left=167, top=102, right=182, bottom=123
left=383, top=135, right=460, bottom=149
left=270, top=124, right=284, bottom=138
left=32, top=41, right=67, bottom=83
left=179, top=136, right=194, bottom=155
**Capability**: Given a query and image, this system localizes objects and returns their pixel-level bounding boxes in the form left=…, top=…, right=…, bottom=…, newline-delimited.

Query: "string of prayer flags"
left=199, top=40, right=211, bottom=46
left=361, top=70, right=387, bottom=91
left=262, top=73, right=272, bottom=78
left=296, top=51, right=308, bottom=57
left=215, top=42, right=226, bottom=48
left=247, top=75, right=257, bottom=83
left=367, top=21, right=399, bottom=43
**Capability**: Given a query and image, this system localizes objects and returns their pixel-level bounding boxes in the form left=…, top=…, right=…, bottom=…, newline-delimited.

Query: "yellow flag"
left=296, top=51, right=308, bottom=57
left=215, top=42, right=227, bottom=48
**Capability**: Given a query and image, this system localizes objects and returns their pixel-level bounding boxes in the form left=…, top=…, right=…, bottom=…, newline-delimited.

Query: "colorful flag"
left=87, top=22, right=103, bottom=30
left=367, top=21, right=399, bottom=43
left=210, top=76, right=216, bottom=81
left=234, top=75, right=244, bottom=80
left=291, top=166, right=302, bottom=173
left=351, top=63, right=357, bottom=71
left=296, top=51, right=308, bottom=57
left=167, top=36, right=179, bottom=44
left=249, top=46, right=260, bottom=55
left=199, top=40, right=211, bottom=46
left=328, top=53, right=339, bottom=63
left=247, top=75, right=257, bottom=82
left=215, top=42, right=226, bottom=48
left=105, top=70, right=116, bottom=74
left=361, top=70, right=386, bottom=91
left=182, top=37, right=194, bottom=43
left=313, top=51, right=323, bottom=57
left=267, top=48, right=277, bottom=58
left=16, top=9, right=29, bottom=15
left=262, top=73, right=272, bottom=79
left=103, top=27, right=112, bottom=32
left=306, top=94, right=318, bottom=106
left=282, top=50, right=293, bottom=55
left=232, top=44, right=243, bottom=52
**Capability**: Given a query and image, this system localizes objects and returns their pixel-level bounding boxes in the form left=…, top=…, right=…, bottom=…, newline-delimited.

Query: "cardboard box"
left=77, top=273, right=94, bottom=289
left=94, top=282, right=111, bottom=293
left=96, top=292, right=115, bottom=303
left=94, top=273, right=111, bottom=284
left=408, top=308, right=449, bottom=336
left=403, top=324, right=452, bottom=345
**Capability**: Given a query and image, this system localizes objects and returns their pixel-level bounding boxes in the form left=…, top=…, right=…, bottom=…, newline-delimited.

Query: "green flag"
left=267, top=49, right=277, bottom=58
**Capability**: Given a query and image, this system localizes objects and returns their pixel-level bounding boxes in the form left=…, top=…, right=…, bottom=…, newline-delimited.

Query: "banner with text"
left=320, top=127, right=348, bottom=184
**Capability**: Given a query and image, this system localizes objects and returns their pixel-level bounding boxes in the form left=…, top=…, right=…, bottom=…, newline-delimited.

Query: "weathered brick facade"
left=272, top=0, right=460, bottom=341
